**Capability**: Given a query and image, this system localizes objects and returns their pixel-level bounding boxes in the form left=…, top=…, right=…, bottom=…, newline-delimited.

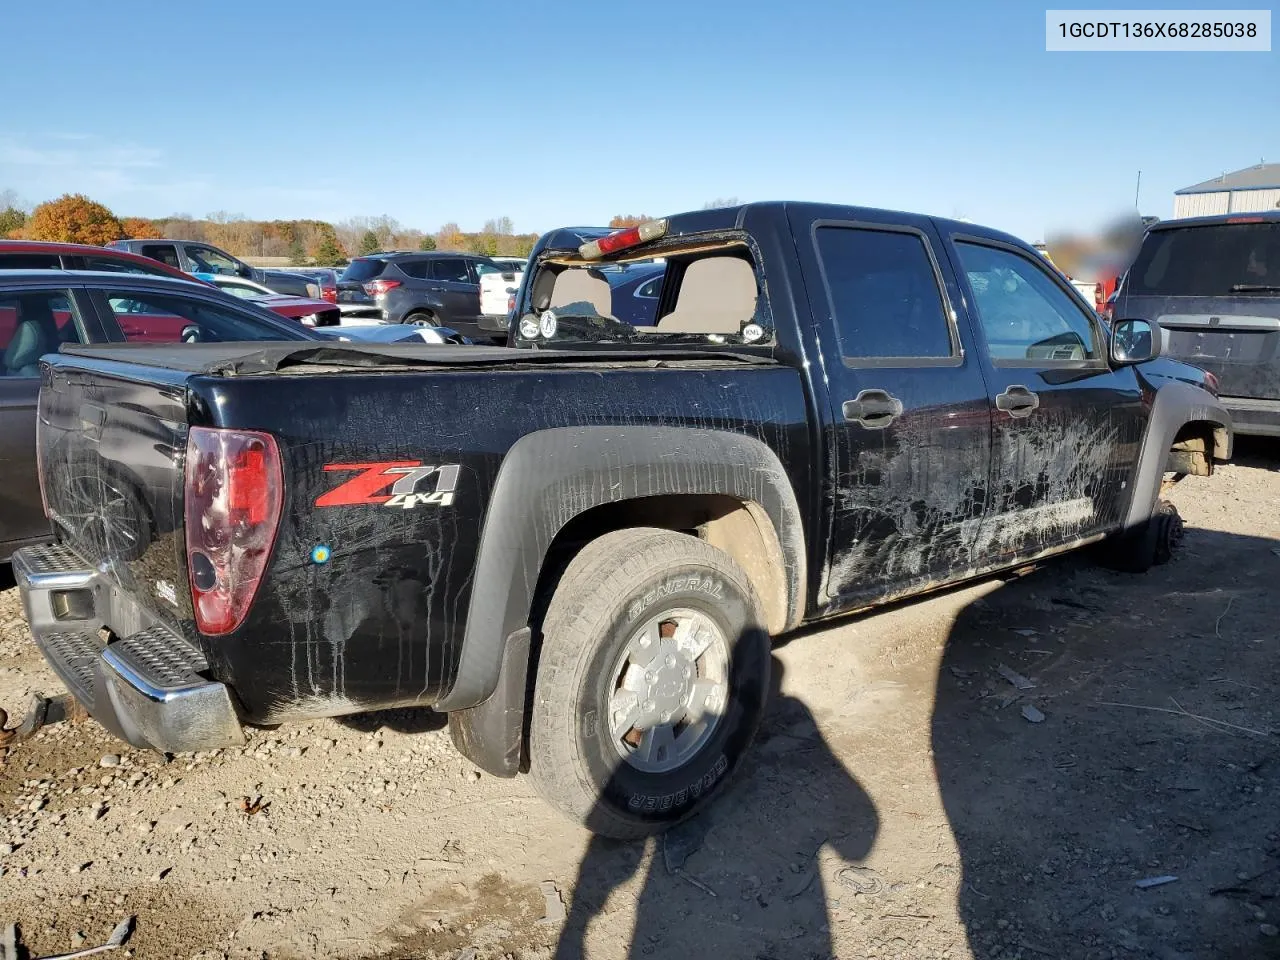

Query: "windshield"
left=516, top=250, right=769, bottom=348
left=340, top=258, right=386, bottom=283
left=1127, top=222, right=1280, bottom=297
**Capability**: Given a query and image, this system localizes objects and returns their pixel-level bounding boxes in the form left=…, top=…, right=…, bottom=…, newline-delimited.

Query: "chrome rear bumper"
left=12, top=544, right=244, bottom=753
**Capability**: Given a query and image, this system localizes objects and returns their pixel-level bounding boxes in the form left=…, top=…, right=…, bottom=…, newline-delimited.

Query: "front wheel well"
left=1166, top=419, right=1230, bottom=477
left=531, top=494, right=790, bottom=636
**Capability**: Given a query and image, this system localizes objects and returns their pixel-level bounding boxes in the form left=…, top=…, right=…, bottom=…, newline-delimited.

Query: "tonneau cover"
left=54, top=342, right=774, bottom=376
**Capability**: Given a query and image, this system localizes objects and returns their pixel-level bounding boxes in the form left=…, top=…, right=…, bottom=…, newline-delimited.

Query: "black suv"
left=1114, top=212, right=1280, bottom=436
left=337, top=252, right=504, bottom=341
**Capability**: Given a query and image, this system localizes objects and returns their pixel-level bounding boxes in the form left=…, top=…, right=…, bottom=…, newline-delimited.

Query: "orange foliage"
left=23, top=194, right=124, bottom=245
left=608, top=214, right=649, bottom=228
left=121, top=217, right=163, bottom=239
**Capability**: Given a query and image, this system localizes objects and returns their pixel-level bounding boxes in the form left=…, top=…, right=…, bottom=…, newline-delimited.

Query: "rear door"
left=1117, top=219, right=1280, bottom=400
left=430, top=257, right=481, bottom=325
left=0, top=285, right=100, bottom=556
left=790, top=208, right=993, bottom=610
left=944, top=234, right=1148, bottom=561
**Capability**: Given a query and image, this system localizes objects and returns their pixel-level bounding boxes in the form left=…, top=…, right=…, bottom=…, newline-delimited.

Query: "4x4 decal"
left=316, top=461, right=460, bottom=509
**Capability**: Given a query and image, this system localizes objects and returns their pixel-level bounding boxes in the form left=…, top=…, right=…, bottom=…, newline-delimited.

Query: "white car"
left=479, top=257, right=526, bottom=318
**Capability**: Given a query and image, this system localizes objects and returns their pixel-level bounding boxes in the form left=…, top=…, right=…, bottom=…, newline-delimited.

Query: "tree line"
left=0, top=190, right=742, bottom=265
left=0, top=192, right=540, bottom=265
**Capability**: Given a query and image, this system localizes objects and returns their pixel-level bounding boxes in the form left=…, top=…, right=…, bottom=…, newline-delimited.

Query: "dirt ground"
left=2, top=443, right=1279, bottom=960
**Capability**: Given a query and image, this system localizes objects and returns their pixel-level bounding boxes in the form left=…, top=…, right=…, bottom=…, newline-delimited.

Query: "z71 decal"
left=316, top=461, right=460, bottom=509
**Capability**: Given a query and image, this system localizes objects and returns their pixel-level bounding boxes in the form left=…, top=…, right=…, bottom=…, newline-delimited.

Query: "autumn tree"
left=436, top=222, right=464, bottom=251
left=608, top=214, right=649, bottom=228
left=22, top=194, right=124, bottom=245
left=288, top=235, right=307, bottom=265
left=358, top=230, right=380, bottom=255
left=418, top=235, right=437, bottom=251
left=120, top=217, right=162, bottom=239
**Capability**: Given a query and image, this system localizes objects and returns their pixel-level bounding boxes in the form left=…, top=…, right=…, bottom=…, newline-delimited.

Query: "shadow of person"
left=554, top=654, right=879, bottom=959
left=932, top=530, right=1280, bottom=960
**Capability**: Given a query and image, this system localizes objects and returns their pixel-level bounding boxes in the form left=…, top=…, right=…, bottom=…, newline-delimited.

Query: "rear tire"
left=529, top=528, right=770, bottom=839
left=403, top=312, right=435, bottom=327
left=1097, top=499, right=1183, bottom=573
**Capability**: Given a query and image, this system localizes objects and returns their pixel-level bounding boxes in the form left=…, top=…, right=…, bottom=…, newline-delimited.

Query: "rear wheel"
left=529, top=528, right=770, bottom=839
left=403, top=311, right=435, bottom=327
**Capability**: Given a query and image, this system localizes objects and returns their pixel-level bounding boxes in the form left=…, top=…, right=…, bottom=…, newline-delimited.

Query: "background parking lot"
left=0, top=445, right=1277, bottom=960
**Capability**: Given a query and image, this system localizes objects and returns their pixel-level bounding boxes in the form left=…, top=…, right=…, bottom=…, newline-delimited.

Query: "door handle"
left=996, top=384, right=1040, bottom=418
left=842, top=389, right=904, bottom=429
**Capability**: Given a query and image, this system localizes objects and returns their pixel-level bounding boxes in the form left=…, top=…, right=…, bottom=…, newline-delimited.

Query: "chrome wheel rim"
left=409, top=316, right=433, bottom=327
left=607, top=607, right=730, bottom=774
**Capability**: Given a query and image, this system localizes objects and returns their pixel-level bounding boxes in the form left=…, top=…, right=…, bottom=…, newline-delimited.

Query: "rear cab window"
left=1127, top=221, right=1280, bottom=297
left=515, top=231, right=767, bottom=348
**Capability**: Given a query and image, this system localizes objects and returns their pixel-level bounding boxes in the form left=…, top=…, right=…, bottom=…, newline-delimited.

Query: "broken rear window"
left=515, top=245, right=769, bottom=348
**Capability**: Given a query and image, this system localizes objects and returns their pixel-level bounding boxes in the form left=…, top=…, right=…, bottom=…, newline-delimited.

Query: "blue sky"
left=1, top=0, right=1276, bottom=242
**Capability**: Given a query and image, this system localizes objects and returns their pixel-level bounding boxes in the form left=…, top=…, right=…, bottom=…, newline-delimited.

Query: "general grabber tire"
left=529, top=527, right=771, bottom=839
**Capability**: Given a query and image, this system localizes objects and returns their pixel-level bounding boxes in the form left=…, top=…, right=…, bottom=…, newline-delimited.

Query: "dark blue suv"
left=337, top=252, right=504, bottom=342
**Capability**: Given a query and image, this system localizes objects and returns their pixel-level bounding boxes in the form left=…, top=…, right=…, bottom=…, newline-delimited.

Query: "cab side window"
left=955, top=242, right=1101, bottom=363
left=815, top=226, right=956, bottom=361
left=0, top=290, right=85, bottom=377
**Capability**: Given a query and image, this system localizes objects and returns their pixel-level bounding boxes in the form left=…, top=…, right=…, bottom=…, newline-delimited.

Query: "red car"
left=0, top=240, right=200, bottom=281
left=207, top=275, right=340, bottom=326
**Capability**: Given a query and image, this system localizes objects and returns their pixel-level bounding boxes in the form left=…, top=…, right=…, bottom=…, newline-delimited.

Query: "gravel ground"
left=1, top=443, right=1279, bottom=960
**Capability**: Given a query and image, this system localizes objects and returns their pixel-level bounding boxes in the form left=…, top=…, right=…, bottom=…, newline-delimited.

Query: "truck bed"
left=58, top=341, right=777, bottom=376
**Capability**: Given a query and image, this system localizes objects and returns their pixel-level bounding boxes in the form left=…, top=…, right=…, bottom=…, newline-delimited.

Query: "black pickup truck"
left=13, top=202, right=1231, bottom=838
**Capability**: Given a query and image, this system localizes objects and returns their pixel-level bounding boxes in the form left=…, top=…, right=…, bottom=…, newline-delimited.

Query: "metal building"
left=1173, top=163, right=1280, bottom=218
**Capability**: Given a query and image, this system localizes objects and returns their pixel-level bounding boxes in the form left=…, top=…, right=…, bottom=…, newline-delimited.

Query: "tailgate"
left=1122, top=293, right=1280, bottom=399
left=39, top=358, right=191, bottom=628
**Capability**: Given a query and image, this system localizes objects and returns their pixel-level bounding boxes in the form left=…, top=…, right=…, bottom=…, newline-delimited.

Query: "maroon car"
left=0, top=240, right=202, bottom=281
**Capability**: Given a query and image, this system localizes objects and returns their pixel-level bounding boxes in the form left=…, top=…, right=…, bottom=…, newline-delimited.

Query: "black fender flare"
left=1123, top=380, right=1232, bottom=530
left=436, top=425, right=806, bottom=715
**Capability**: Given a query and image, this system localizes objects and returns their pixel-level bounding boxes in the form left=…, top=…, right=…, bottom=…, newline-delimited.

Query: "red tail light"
left=321, top=285, right=337, bottom=304
left=507, top=293, right=516, bottom=313
left=364, top=279, right=401, bottom=297
left=184, top=427, right=283, bottom=636
left=1203, top=370, right=1220, bottom=396
left=579, top=219, right=668, bottom=260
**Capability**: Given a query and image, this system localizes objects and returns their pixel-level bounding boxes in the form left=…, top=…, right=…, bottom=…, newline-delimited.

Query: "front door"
left=944, top=236, right=1148, bottom=563
left=791, top=209, right=994, bottom=611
